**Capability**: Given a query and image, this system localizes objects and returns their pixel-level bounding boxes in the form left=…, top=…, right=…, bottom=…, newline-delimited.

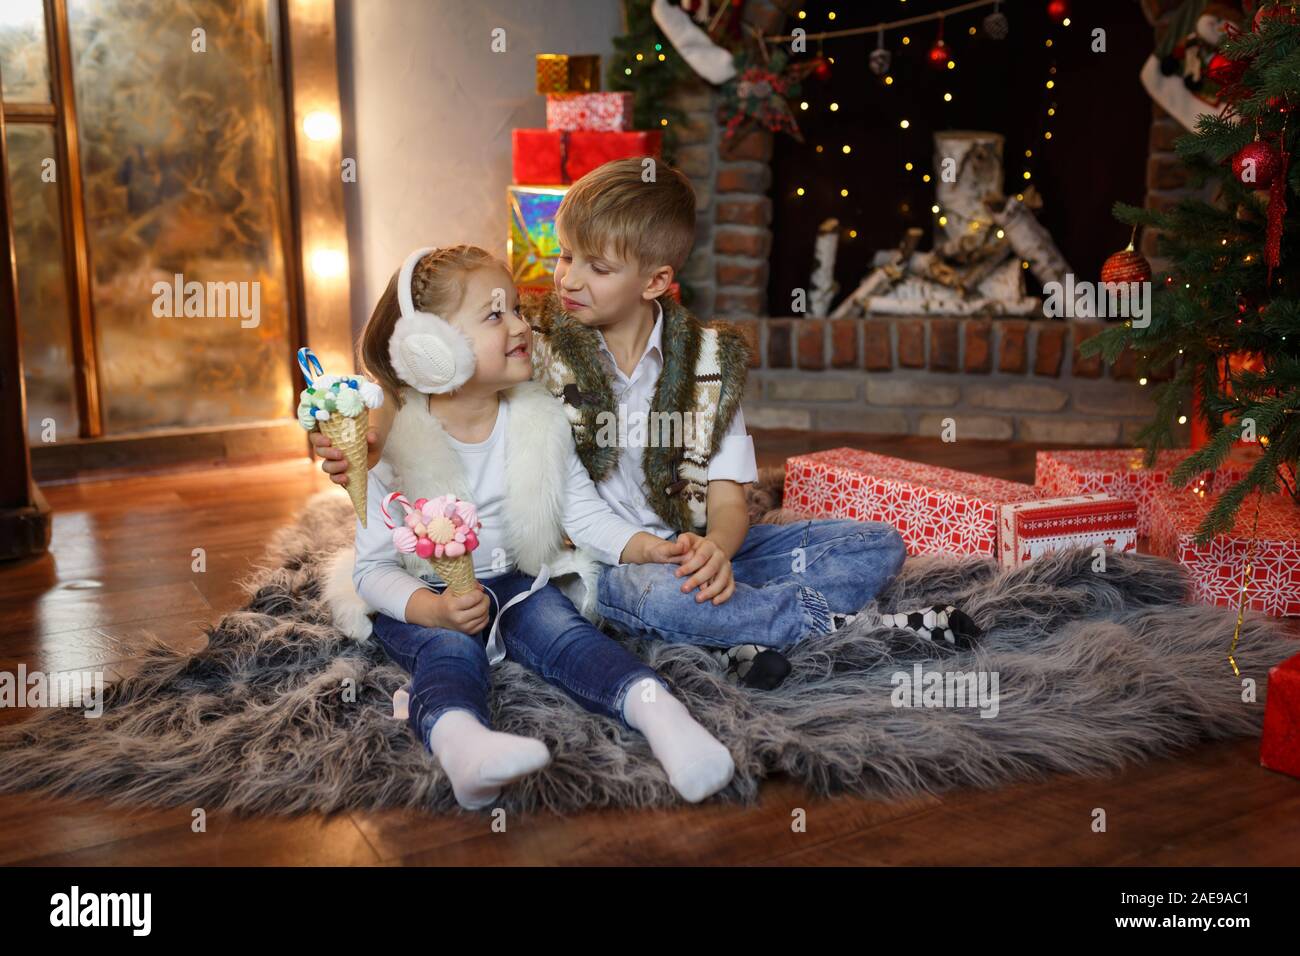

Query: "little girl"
left=325, top=245, right=735, bottom=810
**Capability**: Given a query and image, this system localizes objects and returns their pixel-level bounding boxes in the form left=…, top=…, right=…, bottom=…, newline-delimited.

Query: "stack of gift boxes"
left=784, top=444, right=1291, bottom=612
left=785, top=444, right=1299, bottom=779
left=509, top=54, right=662, bottom=294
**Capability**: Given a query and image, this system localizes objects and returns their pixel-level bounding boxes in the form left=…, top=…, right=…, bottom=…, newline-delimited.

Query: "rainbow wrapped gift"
left=546, top=92, right=635, bottom=131
left=1261, top=652, right=1300, bottom=780
left=1149, top=488, right=1300, bottom=617
left=1035, top=448, right=1258, bottom=536
left=535, top=54, right=601, bottom=94
left=998, top=494, right=1138, bottom=569
left=784, top=448, right=1040, bottom=558
left=508, top=185, right=566, bottom=286
left=512, top=129, right=663, bottom=185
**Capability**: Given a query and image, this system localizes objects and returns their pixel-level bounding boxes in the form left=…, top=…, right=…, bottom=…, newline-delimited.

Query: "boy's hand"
left=674, top=533, right=735, bottom=605
left=642, top=535, right=691, bottom=565
left=427, top=587, right=491, bottom=635
left=311, top=429, right=380, bottom=487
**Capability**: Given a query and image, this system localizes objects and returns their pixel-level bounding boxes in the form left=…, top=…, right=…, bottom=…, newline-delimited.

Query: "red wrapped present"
left=1261, top=652, right=1300, bottom=779
left=535, top=54, right=601, bottom=94
left=784, top=449, right=1040, bottom=557
left=998, top=494, right=1138, bottom=569
left=1035, top=448, right=1257, bottom=536
left=546, top=92, right=635, bottom=132
left=1150, top=488, right=1300, bottom=617
left=512, top=129, right=663, bottom=185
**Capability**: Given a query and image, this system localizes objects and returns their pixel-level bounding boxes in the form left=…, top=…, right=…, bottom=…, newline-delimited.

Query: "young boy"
left=315, top=159, right=978, bottom=687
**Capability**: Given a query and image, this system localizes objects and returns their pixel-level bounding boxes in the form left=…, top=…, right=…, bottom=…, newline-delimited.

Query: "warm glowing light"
left=798, top=10, right=806, bottom=18
left=931, top=204, right=940, bottom=214
left=830, top=102, right=839, bottom=111
left=922, top=174, right=931, bottom=182
left=905, top=162, right=914, bottom=171
left=841, top=188, right=849, bottom=197
left=828, top=10, right=836, bottom=19
left=849, top=229, right=858, bottom=238
left=996, top=229, right=1006, bottom=239
left=1139, top=377, right=1148, bottom=386
left=303, top=111, right=340, bottom=142
left=660, top=118, right=668, bottom=126
left=900, top=119, right=910, bottom=128
left=796, top=187, right=805, bottom=196
left=800, top=101, right=809, bottom=110
left=902, top=36, right=911, bottom=45
left=1044, top=131, right=1052, bottom=140
left=311, top=248, right=347, bottom=278
left=947, top=60, right=955, bottom=69
left=884, top=75, right=894, bottom=85
left=1023, top=171, right=1032, bottom=180
left=658, top=53, right=665, bottom=61
left=624, top=68, right=632, bottom=75
left=938, top=216, right=948, bottom=226
left=1063, top=17, right=1071, bottom=26
left=815, top=144, right=824, bottom=152
left=842, top=144, right=851, bottom=153
left=1178, top=415, right=1188, bottom=424
left=636, top=53, right=644, bottom=61
left=1022, top=260, right=1030, bottom=269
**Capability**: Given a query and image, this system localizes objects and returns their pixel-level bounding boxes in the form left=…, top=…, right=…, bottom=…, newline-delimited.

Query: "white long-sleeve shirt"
left=351, top=401, right=644, bottom=622
left=592, top=300, right=759, bottom=536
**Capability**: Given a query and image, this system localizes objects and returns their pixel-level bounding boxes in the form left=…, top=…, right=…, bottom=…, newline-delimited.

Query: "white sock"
left=427, top=709, right=551, bottom=811
left=622, top=680, right=735, bottom=803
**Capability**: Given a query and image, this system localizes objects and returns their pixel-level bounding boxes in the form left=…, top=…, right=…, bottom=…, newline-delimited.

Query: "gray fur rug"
left=0, top=491, right=1294, bottom=816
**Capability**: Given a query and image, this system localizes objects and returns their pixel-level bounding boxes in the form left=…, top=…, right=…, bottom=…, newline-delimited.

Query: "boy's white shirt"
left=324, top=381, right=642, bottom=643
left=593, top=299, right=758, bottom=536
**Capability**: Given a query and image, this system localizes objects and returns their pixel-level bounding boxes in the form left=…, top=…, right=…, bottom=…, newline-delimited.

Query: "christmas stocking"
left=652, top=0, right=737, bottom=85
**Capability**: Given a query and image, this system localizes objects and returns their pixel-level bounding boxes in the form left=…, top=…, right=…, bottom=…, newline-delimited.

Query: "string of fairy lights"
left=760, top=1, right=1075, bottom=244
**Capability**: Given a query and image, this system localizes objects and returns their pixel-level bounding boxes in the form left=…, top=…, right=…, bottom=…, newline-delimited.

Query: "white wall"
left=337, top=0, right=623, bottom=334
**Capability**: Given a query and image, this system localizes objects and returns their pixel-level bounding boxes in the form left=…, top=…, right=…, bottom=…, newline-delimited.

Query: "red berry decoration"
left=1232, top=139, right=1283, bottom=189
left=1101, top=243, right=1153, bottom=285
left=1047, top=0, right=1069, bottom=22
left=1207, top=52, right=1248, bottom=86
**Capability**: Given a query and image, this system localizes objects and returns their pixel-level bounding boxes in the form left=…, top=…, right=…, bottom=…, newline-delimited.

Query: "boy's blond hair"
left=556, top=158, right=696, bottom=273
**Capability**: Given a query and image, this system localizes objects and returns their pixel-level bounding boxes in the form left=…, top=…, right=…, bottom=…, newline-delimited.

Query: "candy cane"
left=381, top=491, right=414, bottom=530
left=296, top=347, right=324, bottom=386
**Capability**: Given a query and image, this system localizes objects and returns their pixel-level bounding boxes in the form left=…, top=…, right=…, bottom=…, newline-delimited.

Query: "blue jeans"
left=597, top=519, right=906, bottom=650
left=371, top=571, right=665, bottom=753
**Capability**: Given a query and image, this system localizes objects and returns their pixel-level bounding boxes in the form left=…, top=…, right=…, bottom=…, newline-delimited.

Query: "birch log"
left=809, top=218, right=839, bottom=317
left=992, top=196, right=1073, bottom=287
left=933, top=131, right=1005, bottom=245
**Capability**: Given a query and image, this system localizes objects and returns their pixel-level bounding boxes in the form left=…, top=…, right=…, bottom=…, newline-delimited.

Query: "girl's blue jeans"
left=596, top=519, right=907, bottom=650
left=371, top=571, right=665, bottom=753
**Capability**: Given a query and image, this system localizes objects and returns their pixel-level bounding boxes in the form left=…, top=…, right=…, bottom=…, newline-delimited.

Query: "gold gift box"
left=535, top=54, right=601, bottom=94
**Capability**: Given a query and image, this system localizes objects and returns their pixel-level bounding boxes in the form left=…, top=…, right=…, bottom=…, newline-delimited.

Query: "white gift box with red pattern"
left=1150, top=488, right=1300, bottom=617
left=1035, top=448, right=1257, bottom=536
left=998, top=494, right=1139, bottom=569
left=545, top=92, right=635, bottom=132
left=784, top=448, right=1040, bottom=557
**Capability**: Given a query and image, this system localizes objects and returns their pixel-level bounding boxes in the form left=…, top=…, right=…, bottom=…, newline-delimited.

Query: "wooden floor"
left=2, top=432, right=1297, bottom=866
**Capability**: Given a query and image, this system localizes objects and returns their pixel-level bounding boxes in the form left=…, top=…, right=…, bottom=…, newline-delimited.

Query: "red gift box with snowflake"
left=512, top=129, right=662, bottom=185
left=999, top=494, right=1139, bottom=569
left=1261, top=652, right=1300, bottom=780
left=1035, top=448, right=1258, bottom=537
left=784, top=448, right=1040, bottom=558
left=545, top=92, right=635, bottom=132
left=1149, top=488, right=1300, bottom=617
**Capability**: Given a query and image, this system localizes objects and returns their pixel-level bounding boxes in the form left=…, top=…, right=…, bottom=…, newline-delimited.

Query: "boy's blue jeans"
left=597, top=519, right=906, bottom=650
left=372, top=571, right=665, bottom=753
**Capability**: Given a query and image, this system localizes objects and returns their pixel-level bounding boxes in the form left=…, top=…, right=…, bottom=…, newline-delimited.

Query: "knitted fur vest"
left=321, top=380, right=603, bottom=641
left=526, top=290, right=751, bottom=533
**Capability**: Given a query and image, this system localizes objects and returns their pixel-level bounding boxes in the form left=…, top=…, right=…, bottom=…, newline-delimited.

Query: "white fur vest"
left=322, top=380, right=604, bottom=642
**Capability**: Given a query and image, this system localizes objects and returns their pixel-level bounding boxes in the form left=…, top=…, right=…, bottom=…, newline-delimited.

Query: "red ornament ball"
left=813, top=57, right=831, bottom=80
left=1207, top=52, right=1248, bottom=86
left=927, top=40, right=949, bottom=68
left=1232, top=139, right=1283, bottom=189
left=1101, top=246, right=1153, bottom=285
left=1047, top=0, right=1069, bottom=22
left=1255, top=2, right=1300, bottom=30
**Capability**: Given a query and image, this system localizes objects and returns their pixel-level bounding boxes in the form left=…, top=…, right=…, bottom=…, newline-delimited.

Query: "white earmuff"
left=387, top=246, right=477, bottom=394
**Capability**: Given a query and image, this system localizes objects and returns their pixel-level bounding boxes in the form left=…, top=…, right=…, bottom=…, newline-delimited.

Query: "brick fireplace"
left=667, top=0, right=1197, bottom=446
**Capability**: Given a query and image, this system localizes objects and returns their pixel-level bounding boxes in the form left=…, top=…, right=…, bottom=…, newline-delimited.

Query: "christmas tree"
left=1084, top=1, right=1300, bottom=540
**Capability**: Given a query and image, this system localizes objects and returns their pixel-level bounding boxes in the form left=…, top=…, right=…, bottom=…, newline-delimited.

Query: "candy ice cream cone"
left=383, top=492, right=482, bottom=594
left=296, top=347, right=385, bottom=527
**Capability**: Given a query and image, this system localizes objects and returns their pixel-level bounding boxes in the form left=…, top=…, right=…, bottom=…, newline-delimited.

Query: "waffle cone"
left=429, top=555, right=478, bottom=594
left=319, top=409, right=370, bottom=526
